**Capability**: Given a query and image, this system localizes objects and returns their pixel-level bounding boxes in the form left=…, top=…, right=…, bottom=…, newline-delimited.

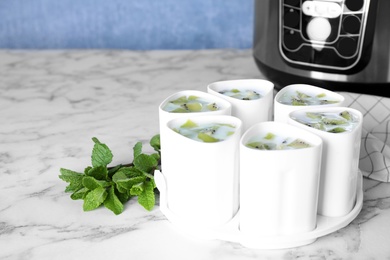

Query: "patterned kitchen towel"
left=340, top=92, right=390, bottom=182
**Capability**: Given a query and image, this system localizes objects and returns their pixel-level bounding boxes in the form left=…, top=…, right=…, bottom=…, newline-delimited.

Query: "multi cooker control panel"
left=279, top=0, right=371, bottom=71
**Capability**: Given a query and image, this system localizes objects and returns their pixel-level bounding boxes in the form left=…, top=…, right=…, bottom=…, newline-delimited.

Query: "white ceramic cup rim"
left=288, top=107, right=363, bottom=135
left=240, top=121, right=323, bottom=152
left=166, top=114, right=242, bottom=145
left=274, top=84, right=345, bottom=107
left=207, top=79, right=274, bottom=102
left=159, top=90, right=232, bottom=113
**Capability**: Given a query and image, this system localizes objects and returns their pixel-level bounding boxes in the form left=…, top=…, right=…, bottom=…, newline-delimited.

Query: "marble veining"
left=1, top=49, right=390, bottom=260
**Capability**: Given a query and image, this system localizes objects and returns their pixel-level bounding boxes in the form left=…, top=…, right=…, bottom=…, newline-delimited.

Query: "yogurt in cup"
left=274, top=84, right=345, bottom=123
left=207, top=79, right=274, bottom=131
left=159, top=90, right=231, bottom=133
left=159, top=90, right=232, bottom=168
left=160, top=115, right=242, bottom=228
left=288, top=107, right=363, bottom=217
left=239, top=122, right=322, bottom=247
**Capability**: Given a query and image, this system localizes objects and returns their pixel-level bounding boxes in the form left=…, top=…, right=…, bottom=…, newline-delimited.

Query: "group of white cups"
left=155, top=79, right=363, bottom=247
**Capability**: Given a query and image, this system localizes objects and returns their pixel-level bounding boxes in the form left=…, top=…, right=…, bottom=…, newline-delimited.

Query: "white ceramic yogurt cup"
left=239, top=122, right=323, bottom=242
left=159, top=90, right=232, bottom=169
left=288, top=107, right=363, bottom=217
left=274, top=84, right=345, bottom=123
left=207, top=79, right=274, bottom=131
left=161, top=115, right=242, bottom=228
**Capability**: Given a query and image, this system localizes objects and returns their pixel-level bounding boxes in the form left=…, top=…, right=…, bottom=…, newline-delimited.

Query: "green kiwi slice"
left=339, top=111, right=352, bottom=121
left=170, top=96, right=188, bottom=104
left=296, top=91, right=310, bottom=100
left=287, top=139, right=311, bottom=149
left=181, top=119, right=198, bottom=128
left=322, top=117, right=347, bottom=125
left=201, top=126, right=219, bottom=136
left=320, top=100, right=339, bottom=105
left=207, top=102, right=219, bottom=111
left=306, top=112, right=322, bottom=120
left=171, top=107, right=188, bottom=113
left=247, top=90, right=260, bottom=99
left=328, top=127, right=346, bottom=133
left=246, top=142, right=272, bottom=150
left=185, top=102, right=202, bottom=112
left=292, top=98, right=306, bottom=106
left=188, top=95, right=199, bottom=101
left=264, top=132, right=275, bottom=140
left=197, top=132, right=219, bottom=143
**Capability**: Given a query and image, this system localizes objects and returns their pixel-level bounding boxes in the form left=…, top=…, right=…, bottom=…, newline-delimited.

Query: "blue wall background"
left=0, top=0, right=254, bottom=50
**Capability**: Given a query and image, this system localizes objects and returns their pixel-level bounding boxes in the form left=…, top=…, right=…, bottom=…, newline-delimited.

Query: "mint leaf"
left=104, top=186, right=124, bottom=215
left=82, top=176, right=110, bottom=190
left=70, top=187, right=89, bottom=200
left=130, top=182, right=144, bottom=196
left=115, top=189, right=131, bottom=203
left=107, top=164, right=122, bottom=178
left=133, top=142, right=142, bottom=159
left=137, top=180, right=155, bottom=211
left=115, top=166, right=143, bottom=178
left=60, top=134, right=161, bottom=215
left=123, top=176, right=146, bottom=190
left=111, top=169, right=129, bottom=183
left=86, top=166, right=108, bottom=181
left=59, top=168, right=84, bottom=192
left=91, top=137, right=113, bottom=167
left=59, top=168, right=83, bottom=182
left=151, top=178, right=156, bottom=189
left=112, top=170, right=146, bottom=191
left=150, top=153, right=160, bottom=162
left=115, top=183, right=128, bottom=194
left=83, top=187, right=107, bottom=211
left=133, top=154, right=158, bottom=173
left=82, top=176, right=100, bottom=190
left=84, top=166, right=92, bottom=175
left=150, top=134, right=161, bottom=152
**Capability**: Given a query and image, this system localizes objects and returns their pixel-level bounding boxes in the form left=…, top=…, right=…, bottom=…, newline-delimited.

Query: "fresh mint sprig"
left=59, top=134, right=161, bottom=215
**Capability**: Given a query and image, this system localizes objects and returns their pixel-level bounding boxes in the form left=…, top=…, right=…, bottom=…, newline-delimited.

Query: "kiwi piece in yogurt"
left=171, top=121, right=236, bottom=143
left=219, top=89, right=261, bottom=100
left=287, top=139, right=311, bottom=149
left=292, top=110, right=358, bottom=134
left=279, top=90, right=339, bottom=106
left=246, top=132, right=311, bottom=150
left=163, top=95, right=220, bottom=113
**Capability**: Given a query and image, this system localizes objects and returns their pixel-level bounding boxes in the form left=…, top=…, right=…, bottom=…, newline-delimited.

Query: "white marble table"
left=1, top=49, right=390, bottom=260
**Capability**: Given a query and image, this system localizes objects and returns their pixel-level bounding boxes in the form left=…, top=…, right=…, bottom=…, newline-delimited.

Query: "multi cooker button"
left=327, top=3, right=342, bottom=18
left=315, top=4, right=327, bottom=15
left=343, top=15, right=361, bottom=34
left=284, top=8, right=300, bottom=28
left=306, top=17, right=331, bottom=42
left=337, top=37, right=358, bottom=57
left=302, top=1, right=342, bottom=18
left=345, top=0, right=364, bottom=12
left=284, top=30, right=302, bottom=50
